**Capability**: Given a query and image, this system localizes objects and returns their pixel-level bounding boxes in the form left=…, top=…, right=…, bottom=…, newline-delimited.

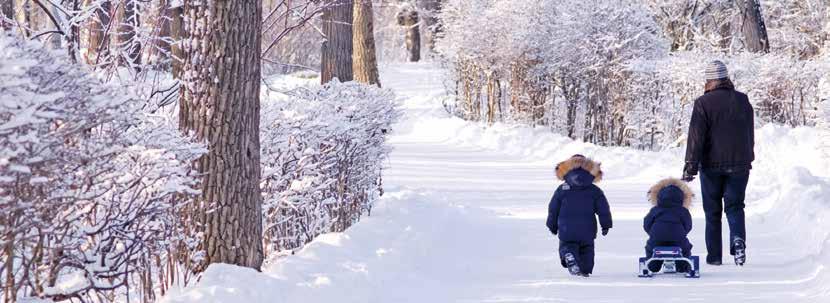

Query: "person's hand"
left=552, top=230, right=558, bottom=236
left=682, top=162, right=698, bottom=182
left=601, top=228, right=609, bottom=236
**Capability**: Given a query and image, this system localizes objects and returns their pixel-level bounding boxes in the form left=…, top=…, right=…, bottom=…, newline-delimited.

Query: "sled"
left=638, top=246, right=700, bottom=278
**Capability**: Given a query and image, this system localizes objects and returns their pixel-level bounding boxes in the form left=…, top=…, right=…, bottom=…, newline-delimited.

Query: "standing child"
left=546, top=155, right=613, bottom=277
left=643, top=178, right=694, bottom=272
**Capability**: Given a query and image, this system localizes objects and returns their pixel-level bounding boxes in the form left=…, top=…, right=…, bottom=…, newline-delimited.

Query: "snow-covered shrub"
left=631, top=51, right=829, bottom=138
left=0, top=34, right=204, bottom=302
left=260, top=82, right=398, bottom=254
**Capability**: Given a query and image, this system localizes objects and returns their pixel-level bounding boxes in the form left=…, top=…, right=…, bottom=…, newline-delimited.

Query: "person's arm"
left=682, top=208, right=693, bottom=234
left=749, top=103, right=755, bottom=163
left=643, top=208, right=657, bottom=233
left=594, top=188, right=613, bottom=231
left=684, top=99, right=708, bottom=179
left=546, top=187, right=563, bottom=235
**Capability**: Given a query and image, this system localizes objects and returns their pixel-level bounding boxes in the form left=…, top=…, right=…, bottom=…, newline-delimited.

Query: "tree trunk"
left=178, top=0, right=264, bottom=272
left=396, top=6, right=421, bottom=62
left=115, top=0, right=141, bottom=69
left=169, top=3, right=185, bottom=78
left=352, top=0, right=380, bottom=87
left=83, top=0, right=111, bottom=65
left=405, top=21, right=421, bottom=62
left=420, top=0, right=442, bottom=52
left=1, top=0, right=13, bottom=29
left=321, top=0, right=354, bottom=84
left=148, top=0, right=173, bottom=70
left=739, top=0, right=770, bottom=53
left=13, top=0, right=31, bottom=37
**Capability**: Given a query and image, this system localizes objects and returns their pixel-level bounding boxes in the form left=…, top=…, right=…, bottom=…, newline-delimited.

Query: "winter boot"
left=733, top=237, right=746, bottom=266
left=563, top=252, right=582, bottom=276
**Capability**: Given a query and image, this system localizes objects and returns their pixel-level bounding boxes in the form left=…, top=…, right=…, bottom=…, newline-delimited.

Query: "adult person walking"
left=681, top=61, right=754, bottom=266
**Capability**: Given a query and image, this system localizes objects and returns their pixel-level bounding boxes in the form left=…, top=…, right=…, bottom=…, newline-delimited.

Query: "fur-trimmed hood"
left=556, top=156, right=603, bottom=184
left=648, top=178, right=694, bottom=209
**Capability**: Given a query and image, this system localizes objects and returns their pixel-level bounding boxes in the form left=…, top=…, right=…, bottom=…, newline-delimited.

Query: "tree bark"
left=178, top=0, right=264, bottom=272
left=739, top=0, right=770, bottom=53
left=321, top=0, right=354, bottom=84
left=352, top=0, right=380, bottom=87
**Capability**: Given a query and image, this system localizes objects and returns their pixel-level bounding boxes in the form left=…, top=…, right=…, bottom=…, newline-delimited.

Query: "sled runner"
left=638, top=246, right=700, bottom=278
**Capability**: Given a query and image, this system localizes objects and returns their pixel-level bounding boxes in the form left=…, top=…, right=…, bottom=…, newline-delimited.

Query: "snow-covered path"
left=378, top=63, right=828, bottom=302
left=162, top=63, right=830, bottom=303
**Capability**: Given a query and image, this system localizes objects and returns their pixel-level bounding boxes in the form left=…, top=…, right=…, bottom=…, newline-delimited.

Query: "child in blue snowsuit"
left=644, top=178, right=694, bottom=272
left=546, top=155, right=613, bottom=277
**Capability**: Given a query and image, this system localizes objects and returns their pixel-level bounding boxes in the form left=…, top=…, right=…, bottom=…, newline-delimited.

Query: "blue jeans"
left=699, top=168, right=749, bottom=263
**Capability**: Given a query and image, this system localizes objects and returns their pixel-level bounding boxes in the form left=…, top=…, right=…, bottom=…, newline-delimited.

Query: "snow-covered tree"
left=763, top=0, right=830, bottom=58
left=437, top=0, right=666, bottom=144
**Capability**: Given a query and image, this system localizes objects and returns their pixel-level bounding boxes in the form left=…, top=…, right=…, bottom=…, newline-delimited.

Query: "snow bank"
left=162, top=190, right=489, bottom=303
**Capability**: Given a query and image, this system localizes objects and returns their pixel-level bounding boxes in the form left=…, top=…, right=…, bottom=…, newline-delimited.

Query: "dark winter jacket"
left=546, top=157, right=613, bottom=242
left=685, top=85, right=755, bottom=171
left=644, top=178, right=693, bottom=244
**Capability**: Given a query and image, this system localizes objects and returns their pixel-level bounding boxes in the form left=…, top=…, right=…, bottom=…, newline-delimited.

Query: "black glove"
left=682, top=162, right=698, bottom=182
left=552, top=229, right=558, bottom=236
left=601, top=228, right=609, bottom=236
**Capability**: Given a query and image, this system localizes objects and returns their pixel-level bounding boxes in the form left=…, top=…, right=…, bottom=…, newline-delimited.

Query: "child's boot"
left=563, top=252, right=582, bottom=276
left=733, top=237, right=746, bottom=266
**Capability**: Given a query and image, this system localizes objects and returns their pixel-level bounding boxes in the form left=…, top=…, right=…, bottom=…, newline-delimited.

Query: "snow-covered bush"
left=764, top=0, right=830, bottom=59
left=437, top=0, right=666, bottom=145
left=0, top=34, right=204, bottom=302
left=626, top=51, right=829, bottom=149
left=260, top=82, right=398, bottom=254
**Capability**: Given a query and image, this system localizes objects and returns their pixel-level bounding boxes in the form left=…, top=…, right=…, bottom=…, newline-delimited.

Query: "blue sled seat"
left=638, top=246, right=700, bottom=278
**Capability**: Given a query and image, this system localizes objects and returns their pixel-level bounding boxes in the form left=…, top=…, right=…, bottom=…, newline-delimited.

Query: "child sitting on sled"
left=643, top=178, right=695, bottom=272
left=546, top=155, right=613, bottom=277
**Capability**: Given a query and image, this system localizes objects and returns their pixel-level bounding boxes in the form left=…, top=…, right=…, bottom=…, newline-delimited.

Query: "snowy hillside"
left=161, top=63, right=830, bottom=303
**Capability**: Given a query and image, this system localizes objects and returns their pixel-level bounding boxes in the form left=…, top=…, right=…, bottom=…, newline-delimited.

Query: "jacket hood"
left=556, top=156, right=603, bottom=184
left=648, top=178, right=693, bottom=209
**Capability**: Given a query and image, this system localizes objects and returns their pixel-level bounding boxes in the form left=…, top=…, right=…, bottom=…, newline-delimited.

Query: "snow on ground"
left=162, top=63, right=830, bottom=303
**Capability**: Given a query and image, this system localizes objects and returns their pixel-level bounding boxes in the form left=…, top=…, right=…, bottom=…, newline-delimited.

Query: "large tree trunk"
left=321, top=0, right=353, bottom=84
left=115, top=0, right=141, bottom=69
left=739, top=0, right=770, bottom=53
left=352, top=0, right=380, bottom=87
left=178, top=0, right=264, bottom=272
